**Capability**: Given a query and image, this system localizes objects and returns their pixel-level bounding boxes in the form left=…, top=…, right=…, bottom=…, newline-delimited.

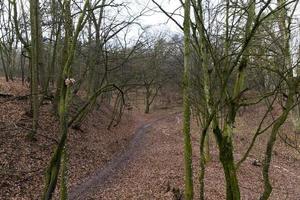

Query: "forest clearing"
left=1, top=0, right=300, bottom=200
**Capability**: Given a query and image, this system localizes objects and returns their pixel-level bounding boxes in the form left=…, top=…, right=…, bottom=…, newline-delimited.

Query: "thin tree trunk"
left=0, top=47, right=9, bottom=82
left=20, top=48, right=25, bottom=84
left=145, top=85, right=151, bottom=114
left=28, top=0, right=41, bottom=139
left=193, top=0, right=212, bottom=166
left=183, top=0, right=193, bottom=199
left=260, top=85, right=294, bottom=200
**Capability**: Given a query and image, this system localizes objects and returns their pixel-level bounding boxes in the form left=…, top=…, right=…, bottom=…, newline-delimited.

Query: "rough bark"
left=28, top=0, right=41, bottom=139
left=183, top=0, right=193, bottom=199
left=213, top=126, right=240, bottom=200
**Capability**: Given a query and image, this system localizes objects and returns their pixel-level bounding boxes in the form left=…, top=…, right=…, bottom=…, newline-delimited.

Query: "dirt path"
left=69, top=113, right=181, bottom=200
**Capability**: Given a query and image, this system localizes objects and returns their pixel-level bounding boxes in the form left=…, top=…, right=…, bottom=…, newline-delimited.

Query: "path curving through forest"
left=69, top=113, right=180, bottom=200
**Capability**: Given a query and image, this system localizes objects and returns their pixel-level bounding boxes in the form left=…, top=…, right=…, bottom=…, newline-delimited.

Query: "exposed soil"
left=69, top=113, right=181, bottom=199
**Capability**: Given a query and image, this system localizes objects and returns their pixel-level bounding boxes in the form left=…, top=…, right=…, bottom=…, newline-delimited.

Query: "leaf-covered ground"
left=70, top=106, right=300, bottom=200
left=0, top=78, right=144, bottom=199
left=1, top=78, right=300, bottom=199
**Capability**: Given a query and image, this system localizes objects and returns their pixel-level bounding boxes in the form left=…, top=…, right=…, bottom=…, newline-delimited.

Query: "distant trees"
left=108, top=32, right=182, bottom=114
left=134, top=34, right=174, bottom=113
left=0, top=1, right=17, bottom=82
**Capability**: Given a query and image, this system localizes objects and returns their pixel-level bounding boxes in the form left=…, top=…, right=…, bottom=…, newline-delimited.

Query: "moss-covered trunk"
left=194, top=0, right=211, bottom=163
left=43, top=112, right=68, bottom=200
left=260, top=84, right=294, bottom=200
left=43, top=0, right=89, bottom=198
left=214, top=126, right=240, bottom=200
left=183, top=0, right=193, bottom=198
left=28, top=0, right=41, bottom=139
left=220, top=138, right=240, bottom=200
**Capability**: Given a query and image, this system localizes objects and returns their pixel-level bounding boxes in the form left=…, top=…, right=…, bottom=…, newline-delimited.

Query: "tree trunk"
left=220, top=138, right=240, bottom=200
left=0, top=47, right=9, bottom=82
left=28, top=0, right=41, bottom=139
left=183, top=0, right=193, bottom=198
left=20, top=48, right=25, bottom=85
left=194, top=0, right=212, bottom=164
left=145, top=103, right=150, bottom=114
left=214, top=126, right=240, bottom=200
left=145, top=86, right=151, bottom=114
left=260, top=85, right=294, bottom=200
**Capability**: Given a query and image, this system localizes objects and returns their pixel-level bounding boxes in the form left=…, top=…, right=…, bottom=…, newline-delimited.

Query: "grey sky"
left=133, top=0, right=183, bottom=34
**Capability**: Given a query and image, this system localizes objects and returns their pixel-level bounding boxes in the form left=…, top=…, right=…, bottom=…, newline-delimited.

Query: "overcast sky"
left=132, top=0, right=183, bottom=34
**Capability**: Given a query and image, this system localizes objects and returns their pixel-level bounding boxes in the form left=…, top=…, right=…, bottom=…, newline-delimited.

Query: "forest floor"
left=1, top=78, right=300, bottom=199
left=69, top=105, right=300, bottom=200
